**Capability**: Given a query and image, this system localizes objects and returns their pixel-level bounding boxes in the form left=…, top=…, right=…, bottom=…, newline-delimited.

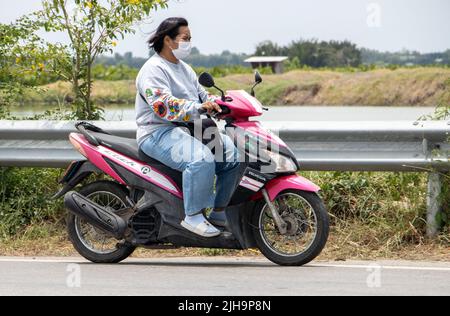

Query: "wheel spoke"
left=259, top=193, right=319, bottom=257
left=74, top=190, right=126, bottom=255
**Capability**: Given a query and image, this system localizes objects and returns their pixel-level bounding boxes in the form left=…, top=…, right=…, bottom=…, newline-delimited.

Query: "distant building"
left=244, top=56, right=289, bottom=74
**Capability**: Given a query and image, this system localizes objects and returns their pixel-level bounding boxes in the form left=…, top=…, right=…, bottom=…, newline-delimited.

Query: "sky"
left=1, top=0, right=449, bottom=58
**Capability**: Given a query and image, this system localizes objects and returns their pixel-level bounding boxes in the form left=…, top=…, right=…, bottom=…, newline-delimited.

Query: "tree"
left=28, top=0, right=168, bottom=120
left=255, top=41, right=284, bottom=56
left=254, top=39, right=362, bottom=68
left=0, top=18, right=59, bottom=118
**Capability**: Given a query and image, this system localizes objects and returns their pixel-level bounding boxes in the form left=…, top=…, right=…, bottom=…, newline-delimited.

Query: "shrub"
left=0, top=167, right=64, bottom=237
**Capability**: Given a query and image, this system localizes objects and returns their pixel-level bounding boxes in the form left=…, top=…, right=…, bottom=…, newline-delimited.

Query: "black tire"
left=66, top=181, right=136, bottom=264
left=251, top=190, right=329, bottom=266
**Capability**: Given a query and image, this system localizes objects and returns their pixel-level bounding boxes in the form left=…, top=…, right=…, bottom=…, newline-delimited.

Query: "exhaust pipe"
left=64, top=191, right=127, bottom=239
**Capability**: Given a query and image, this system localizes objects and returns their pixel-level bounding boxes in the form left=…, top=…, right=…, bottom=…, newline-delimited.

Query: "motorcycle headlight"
left=263, top=150, right=298, bottom=173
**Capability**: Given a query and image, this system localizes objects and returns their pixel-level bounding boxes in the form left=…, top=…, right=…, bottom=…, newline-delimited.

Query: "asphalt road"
left=0, top=257, right=449, bottom=296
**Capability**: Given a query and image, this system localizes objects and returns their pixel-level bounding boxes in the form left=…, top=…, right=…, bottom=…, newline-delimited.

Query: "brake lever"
left=210, top=111, right=222, bottom=120
left=199, top=109, right=218, bottom=120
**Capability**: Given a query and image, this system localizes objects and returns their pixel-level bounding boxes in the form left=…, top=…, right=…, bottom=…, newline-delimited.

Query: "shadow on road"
left=77, top=260, right=300, bottom=268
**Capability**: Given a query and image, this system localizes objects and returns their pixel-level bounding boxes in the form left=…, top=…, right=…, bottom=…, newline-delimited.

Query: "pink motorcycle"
left=55, top=71, right=329, bottom=266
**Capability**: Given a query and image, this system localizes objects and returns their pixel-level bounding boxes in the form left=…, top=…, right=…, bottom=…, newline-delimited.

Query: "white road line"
left=309, top=263, right=450, bottom=272
left=0, top=258, right=87, bottom=263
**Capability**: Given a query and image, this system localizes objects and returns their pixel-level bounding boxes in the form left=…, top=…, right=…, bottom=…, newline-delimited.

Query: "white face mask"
left=172, top=40, right=192, bottom=60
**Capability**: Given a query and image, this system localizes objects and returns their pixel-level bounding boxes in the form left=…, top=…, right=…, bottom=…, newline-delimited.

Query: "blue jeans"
left=139, top=126, right=241, bottom=216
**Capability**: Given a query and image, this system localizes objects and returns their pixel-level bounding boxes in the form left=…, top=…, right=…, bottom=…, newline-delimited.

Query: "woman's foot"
left=181, top=213, right=221, bottom=238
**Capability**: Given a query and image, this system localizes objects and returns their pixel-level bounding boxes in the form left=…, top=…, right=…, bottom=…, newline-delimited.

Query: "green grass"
left=18, top=67, right=450, bottom=107
left=0, top=167, right=64, bottom=238
left=1, top=167, right=448, bottom=260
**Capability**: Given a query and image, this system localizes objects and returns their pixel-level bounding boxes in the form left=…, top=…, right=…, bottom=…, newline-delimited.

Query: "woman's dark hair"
left=148, top=17, right=189, bottom=53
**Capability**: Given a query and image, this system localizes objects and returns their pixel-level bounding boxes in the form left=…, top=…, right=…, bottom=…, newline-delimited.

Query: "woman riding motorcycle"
left=135, top=17, right=241, bottom=238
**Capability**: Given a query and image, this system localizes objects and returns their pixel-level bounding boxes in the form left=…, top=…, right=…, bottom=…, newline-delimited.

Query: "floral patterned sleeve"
left=140, top=79, right=202, bottom=123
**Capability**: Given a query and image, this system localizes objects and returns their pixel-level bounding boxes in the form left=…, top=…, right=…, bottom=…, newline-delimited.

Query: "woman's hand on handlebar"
left=201, top=101, right=222, bottom=115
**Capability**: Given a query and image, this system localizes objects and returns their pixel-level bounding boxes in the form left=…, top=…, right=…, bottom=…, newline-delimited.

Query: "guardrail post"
left=426, top=172, right=443, bottom=237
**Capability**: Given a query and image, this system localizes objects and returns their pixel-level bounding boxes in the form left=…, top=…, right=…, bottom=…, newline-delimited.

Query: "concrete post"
left=427, top=172, right=443, bottom=237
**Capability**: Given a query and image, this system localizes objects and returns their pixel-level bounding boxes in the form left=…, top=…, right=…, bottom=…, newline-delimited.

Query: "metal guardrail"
left=0, top=120, right=449, bottom=236
left=0, top=120, right=449, bottom=170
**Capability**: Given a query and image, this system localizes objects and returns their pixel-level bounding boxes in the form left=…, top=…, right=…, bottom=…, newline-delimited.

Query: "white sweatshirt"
left=135, top=54, right=214, bottom=146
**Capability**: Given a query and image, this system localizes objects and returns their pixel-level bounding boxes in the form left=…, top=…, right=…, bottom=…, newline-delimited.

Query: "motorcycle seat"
left=89, top=131, right=183, bottom=188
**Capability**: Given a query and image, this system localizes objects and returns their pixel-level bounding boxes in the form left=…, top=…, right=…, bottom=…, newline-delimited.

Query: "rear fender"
left=52, top=161, right=101, bottom=199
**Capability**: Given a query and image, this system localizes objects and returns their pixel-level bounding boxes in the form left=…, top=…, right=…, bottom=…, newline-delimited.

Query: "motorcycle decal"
left=98, top=146, right=182, bottom=198
left=247, top=170, right=268, bottom=182
left=239, top=176, right=264, bottom=192
left=141, top=166, right=151, bottom=175
left=99, top=148, right=138, bottom=167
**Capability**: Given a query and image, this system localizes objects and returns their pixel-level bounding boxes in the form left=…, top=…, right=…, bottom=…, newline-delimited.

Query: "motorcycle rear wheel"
left=66, top=181, right=136, bottom=264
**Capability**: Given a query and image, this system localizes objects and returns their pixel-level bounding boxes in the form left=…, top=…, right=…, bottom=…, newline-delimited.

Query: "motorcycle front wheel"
left=251, top=190, right=329, bottom=266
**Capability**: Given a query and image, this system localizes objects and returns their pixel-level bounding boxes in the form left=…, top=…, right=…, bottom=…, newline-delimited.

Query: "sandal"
left=181, top=218, right=221, bottom=237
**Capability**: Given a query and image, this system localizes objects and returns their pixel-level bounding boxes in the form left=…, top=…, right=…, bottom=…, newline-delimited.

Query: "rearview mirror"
left=198, top=72, right=215, bottom=88
left=255, top=71, right=263, bottom=84
left=199, top=72, right=226, bottom=101
left=251, top=71, right=263, bottom=97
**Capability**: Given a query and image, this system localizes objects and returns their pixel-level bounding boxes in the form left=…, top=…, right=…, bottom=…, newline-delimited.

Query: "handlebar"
left=198, top=108, right=208, bottom=115
left=198, top=103, right=231, bottom=118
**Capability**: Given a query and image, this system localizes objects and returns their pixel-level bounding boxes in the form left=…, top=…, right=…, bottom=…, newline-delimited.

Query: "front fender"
left=252, top=175, right=320, bottom=202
